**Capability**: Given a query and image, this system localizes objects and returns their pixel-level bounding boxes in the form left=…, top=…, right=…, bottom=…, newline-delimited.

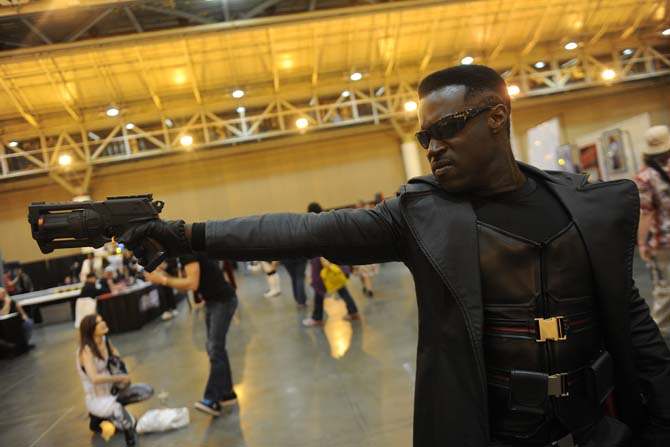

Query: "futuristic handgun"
left=28, top=194, right=167, bottom=272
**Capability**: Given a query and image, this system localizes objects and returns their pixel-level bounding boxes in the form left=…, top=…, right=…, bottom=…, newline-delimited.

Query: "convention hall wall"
left=1, top=80, right=669, bottom=263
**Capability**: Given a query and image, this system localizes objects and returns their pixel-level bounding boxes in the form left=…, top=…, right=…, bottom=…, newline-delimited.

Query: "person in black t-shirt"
left=143, top=253, right=237, bottom=417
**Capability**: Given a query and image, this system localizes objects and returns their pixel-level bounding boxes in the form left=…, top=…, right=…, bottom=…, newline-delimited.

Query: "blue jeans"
left=22, top=318, right=33, bottom=345
left=204, top=296, right=237, bottom=401
left=283, top=260, right=307, bottom=305
left=312, top=287, right=358, bottom=321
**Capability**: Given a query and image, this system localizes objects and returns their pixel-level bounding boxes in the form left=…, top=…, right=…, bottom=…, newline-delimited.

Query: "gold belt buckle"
left=535, top=316, right=567, bottom=342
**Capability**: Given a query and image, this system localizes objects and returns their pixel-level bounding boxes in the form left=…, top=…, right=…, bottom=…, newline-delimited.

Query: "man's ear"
left=489, top=104, right=508, bottom=134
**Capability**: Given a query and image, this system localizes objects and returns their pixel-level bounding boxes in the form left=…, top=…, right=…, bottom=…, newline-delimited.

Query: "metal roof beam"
left=20, top=17, right=52, bottom=45
left=241, top=0, right=283, bottom=20
left=0, top=76, right=39, bottom=128
left=124, top=6, right=143, bottom=33
left=141, top=4, right=214, bottom=25
left=66, top=7, right=115, bottom=42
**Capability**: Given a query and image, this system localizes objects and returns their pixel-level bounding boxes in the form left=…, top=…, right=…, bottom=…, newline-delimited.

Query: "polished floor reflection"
left=0, top=255, right=658, bottom=447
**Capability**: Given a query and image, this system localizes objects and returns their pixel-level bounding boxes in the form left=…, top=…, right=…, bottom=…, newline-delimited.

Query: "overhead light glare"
left=106, top=106, right=120, bottom=117
left=404, top=101, right=417, bottom=112
left=350, top=72, right=362, bottom=81
left=534, top=61, right=546, bottom=69
left=165, top=119, right=174, bottom=128
left=622, top=48, right=634, bottom=56
left=87, top=132, right=100, bottom=141
left=236, top=106, right=246, bottom=114
left=341, top=90, right=351, bottom=98
left=58, top=154, right=72, bottom=166
left=180, top=135, right=193, bottom=146
left=601, top=68, right=616, bottom=81
left=461, top=56, right=474, bottom=65
left=8, top=141, right=19, bottom=148
left=232, top=89, right=245, bottom=99
left=375, top=87, right=385, bottom=97
left=564, top=41, right=578, bottom=50
left=125, top=123, right=134, bottom=130
left=507, top=85, right=521, bottom=96
left=663, top=28, right=670, bottom=36
left=296, top=118, right=309, bottom=129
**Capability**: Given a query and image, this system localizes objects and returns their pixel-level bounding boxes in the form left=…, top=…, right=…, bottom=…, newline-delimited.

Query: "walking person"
left=143, top=253, right=238, bottom=416
left=302, top=202, right=360, bottom=327
left=635, top=124, right=670, bottom=339
left=281, top=258, right=308, bottom=307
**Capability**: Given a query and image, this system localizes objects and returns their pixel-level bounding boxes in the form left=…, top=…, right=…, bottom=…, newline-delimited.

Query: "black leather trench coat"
left=203, top=163, right=670, bottom=446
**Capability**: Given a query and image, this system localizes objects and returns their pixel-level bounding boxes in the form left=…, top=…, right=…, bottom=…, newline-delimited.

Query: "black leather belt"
left=487, top=351, right=614, bottom=415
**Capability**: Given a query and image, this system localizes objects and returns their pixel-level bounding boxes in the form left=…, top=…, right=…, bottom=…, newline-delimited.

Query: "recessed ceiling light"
left=106, top=106, right=120, bottom=117
left=404, top=101, right=417, bottom=112
left=461, top=56, right=474, bottom=65
left=180, top=135, right=193, bottom=146
left=601, top=69, right=616, bottom=80
left=622, top=48, right=634, bottom=56
left=375, top=87, right=385, bottom=97
left=236, top=106, right=246, bottom=114
left=350, top=72, right=362, bottom=81
left=125, top=123, right=135, bottom=130
left=164, top=119, right=174, bottom=128
left=8, top=141, right=19, bottom=148
left=58, top=154, right=72, bottom=166
left=564, top=42, right=578, bottom=50
left=662, top=28, right=670, bottom=36
left=232, top=89, right=245, bottom=99
left=296, top=118, right=309, bottom=129
left=534, top=61, right=546, bottom=69
left=87, top=132, right=100, bottom=141
left=341, top=90, right=351, bottom=98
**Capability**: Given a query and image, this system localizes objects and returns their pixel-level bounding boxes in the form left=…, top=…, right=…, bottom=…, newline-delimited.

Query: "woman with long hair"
left=77, top=314, right=150, bottom=446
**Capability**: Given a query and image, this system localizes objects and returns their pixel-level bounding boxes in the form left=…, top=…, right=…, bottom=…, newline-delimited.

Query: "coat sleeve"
left=203, top=198, right=406, bottom=265
left=629, top=283, right=670, bottom=444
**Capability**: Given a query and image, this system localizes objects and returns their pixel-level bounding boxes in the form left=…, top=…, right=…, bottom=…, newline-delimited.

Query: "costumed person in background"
left=143, top=254, right=238, bottom=417
left=121, top=65, right=670, bottom=446
left=261, top=261, right=281, bottom=298
left=635, top=124, right=670, bottom=340
left=77, top=314, right=153, bottom=446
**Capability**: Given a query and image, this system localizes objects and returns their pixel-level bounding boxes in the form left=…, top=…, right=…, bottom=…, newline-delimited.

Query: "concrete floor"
left=0, top=255, right=657, bottom=447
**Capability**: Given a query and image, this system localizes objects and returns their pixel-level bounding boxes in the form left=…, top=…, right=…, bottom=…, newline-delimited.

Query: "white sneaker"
left=161, top=311, right=174, bottom=321
left=263, top=289, right=281, bottom=298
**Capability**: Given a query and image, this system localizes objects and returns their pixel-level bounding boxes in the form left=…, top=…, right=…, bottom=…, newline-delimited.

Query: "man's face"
left=418, top=85, right=498, bottom=193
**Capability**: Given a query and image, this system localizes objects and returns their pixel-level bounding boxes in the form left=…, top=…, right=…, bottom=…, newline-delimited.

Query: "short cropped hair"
left=418, top=65, right=511, bottom=117
left=307, top=202, right=323, bottom=213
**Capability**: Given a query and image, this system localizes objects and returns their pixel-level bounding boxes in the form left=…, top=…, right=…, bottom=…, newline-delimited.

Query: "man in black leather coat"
left=121, top=65, right=670, bottom=446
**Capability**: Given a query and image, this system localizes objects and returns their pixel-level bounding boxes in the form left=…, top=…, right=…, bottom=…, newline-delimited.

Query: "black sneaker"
left=194, top=399, right=222, bottom=416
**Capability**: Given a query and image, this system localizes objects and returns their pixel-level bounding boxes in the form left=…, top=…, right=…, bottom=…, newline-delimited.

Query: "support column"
left=400, top=138, right=422, bottom=180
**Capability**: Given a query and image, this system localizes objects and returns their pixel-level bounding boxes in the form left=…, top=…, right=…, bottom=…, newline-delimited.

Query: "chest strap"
left=535, top=316, right=567, bottom=342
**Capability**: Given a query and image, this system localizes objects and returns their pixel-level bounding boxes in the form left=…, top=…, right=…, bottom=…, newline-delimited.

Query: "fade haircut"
left=418, top=65, right=511, bottom=134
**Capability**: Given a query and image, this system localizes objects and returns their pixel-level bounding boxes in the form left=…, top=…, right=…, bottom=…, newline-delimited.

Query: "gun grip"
left=141, top=237, right=167, bottom=272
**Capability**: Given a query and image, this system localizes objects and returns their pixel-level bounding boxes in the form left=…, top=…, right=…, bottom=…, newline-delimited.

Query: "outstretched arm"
left=198, top=199, right=405, bottom=265
left=121, top=198, right=406, bottom=267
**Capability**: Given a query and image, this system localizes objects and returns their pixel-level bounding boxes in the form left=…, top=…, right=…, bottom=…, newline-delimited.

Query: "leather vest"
left=478, top=220, right=604, bottom=444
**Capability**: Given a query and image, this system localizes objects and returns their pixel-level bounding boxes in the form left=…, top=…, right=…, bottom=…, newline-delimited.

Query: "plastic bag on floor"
left=136, top=407, right=190, bottom=434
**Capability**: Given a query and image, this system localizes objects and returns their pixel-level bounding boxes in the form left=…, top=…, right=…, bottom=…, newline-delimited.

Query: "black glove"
left=118, top=220, right=192, bottom=267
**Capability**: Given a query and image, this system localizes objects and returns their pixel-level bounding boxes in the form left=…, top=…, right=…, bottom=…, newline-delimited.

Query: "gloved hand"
left=118, top=220, right=192, bottom=266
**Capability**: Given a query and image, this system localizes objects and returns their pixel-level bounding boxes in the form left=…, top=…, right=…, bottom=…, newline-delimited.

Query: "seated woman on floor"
left=76, top=314, right=153, bottom=446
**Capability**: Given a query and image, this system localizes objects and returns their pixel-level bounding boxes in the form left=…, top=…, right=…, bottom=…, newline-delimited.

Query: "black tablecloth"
left=96, top=284, right=160, bottom=334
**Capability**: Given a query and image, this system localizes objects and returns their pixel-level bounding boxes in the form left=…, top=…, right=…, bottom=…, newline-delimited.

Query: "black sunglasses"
left=415, top=106, right=495, bottom=149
